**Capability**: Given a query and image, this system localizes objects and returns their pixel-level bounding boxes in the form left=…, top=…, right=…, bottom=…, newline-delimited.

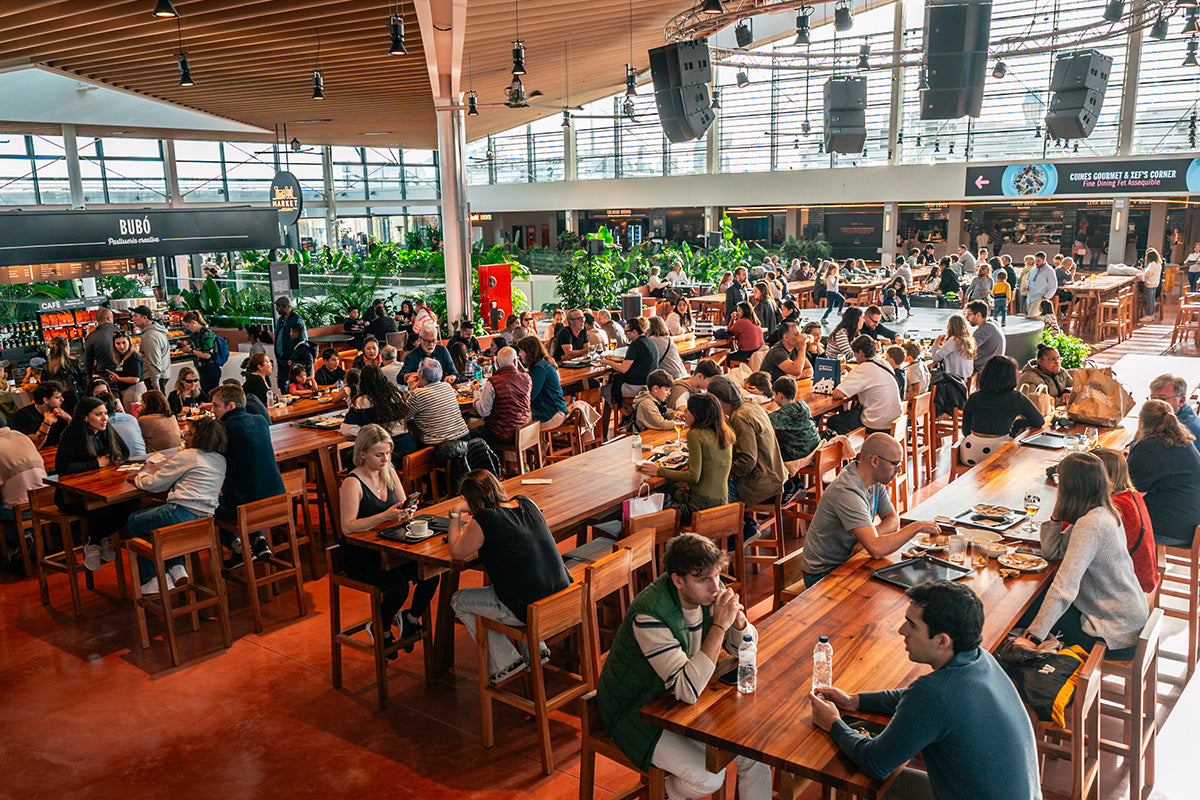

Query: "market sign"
left=965, top=158, right=1200, bottom=197
left=0, top=207, right=281, bottom=268
left=269, top=171, right=303, bottom=226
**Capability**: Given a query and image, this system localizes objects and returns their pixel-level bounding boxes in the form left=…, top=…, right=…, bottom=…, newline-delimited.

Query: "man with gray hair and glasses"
left=401, top=323, right=457, bottom=384
left=553, top=308, right=590, bottom=361
left=1150, top=373, right=1200, bottom=445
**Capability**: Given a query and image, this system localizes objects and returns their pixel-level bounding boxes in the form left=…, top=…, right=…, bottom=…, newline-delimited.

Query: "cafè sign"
left=270, top=171, right=303, bottom=226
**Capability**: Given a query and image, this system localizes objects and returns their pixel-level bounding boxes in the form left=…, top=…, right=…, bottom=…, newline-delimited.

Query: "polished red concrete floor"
left=3, top=297, right=1198, bottom=799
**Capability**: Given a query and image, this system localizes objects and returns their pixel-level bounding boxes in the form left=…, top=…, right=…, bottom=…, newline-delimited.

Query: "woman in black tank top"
left=339, top=424, right=439, bottom=655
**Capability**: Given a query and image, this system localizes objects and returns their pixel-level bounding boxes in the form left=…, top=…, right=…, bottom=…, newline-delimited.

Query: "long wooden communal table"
left=1061, top=274, right=1138, bottom=339
left=344, top=430, right=677, bottom=677
left=268, top=395, right=348, bottom=424
left=43, top=421, right=350, bottom=537
left=556, top=335, right=731, bottom=391
left=640, top=549, right=1054, bottom=798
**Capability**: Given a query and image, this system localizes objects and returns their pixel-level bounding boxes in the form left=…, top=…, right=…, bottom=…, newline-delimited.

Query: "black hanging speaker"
left=1044, top=50, right=1112, bottom=139
left=823, top=76, right=867, bottom=153
left=649, top=39, right=715, bottom=143
left=920, top=0, right=993, bottom=120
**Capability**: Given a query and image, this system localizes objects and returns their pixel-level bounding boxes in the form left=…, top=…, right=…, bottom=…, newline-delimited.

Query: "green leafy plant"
left=1041, top=328, right=1092, bottom=369
left=179, top=277, right=224, bottom=317
left=556, top=229, right=581, bottom=253
left=0, top=282, right=69, bottom=325
left=97, top=275, right=146, bottom=300
left=556, top=226, right=620, bottom=310
left=794, top=235, right=833, bottom=265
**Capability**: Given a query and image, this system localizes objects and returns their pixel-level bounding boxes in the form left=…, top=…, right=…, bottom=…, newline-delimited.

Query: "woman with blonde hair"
left=136, top=389, right=182, bottom=452
left=1128, top=399, right=1200, bottom=546
left=932, top=313, right=977, bottom=381
left=646, top=315, right=687, bottom=380
left=167, top=365, right=210, bottom=417
left=338, top=423, right=439, bottom=652
left=1092, top=447, right=1159, bottom=594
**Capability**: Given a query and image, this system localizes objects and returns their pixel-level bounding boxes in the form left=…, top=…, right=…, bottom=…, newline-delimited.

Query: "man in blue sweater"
left=810, top=580, right=1041, bottom=800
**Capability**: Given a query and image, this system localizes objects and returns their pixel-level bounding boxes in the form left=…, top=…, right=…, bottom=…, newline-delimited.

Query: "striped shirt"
left=632, top=606, right=755, bottom=703
left=405, top=381, right=470, bottom=445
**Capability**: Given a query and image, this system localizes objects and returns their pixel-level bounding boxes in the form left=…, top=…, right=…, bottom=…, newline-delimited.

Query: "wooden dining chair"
left=476, top=581, right=593, bottom=775
left=907, top=390, right=937, bottom=485
left=496, top=420, right=543, bottom=476
left=127, top=516, right=232, bottom=667
left=1154, top=528, right=1200, bottom=675
left=579, top=691, right=668, bottom=800
left=1169, top=291, right=1200, bottom=348
left=0, top=500, right=34, bottom=577
left=584, top=548, right=634, bottom=681
left=772, top=548, right=806, bottom=612
left=1098, top=609, right=1163, bottom=800
left=281, top=468, right=320, bottom=577
left=401, top=446, right=443, bottom=503
left=784, top=441, right=847, bottom=538
left=326, top=544, right=434, bottom=709
left=1033, top=643, right=1106, bottom=800
left=685, top=502, right=746, bottom=604
left=744, top=494, right=785, bottom=572
left=217, top=494, right=308, bottom=633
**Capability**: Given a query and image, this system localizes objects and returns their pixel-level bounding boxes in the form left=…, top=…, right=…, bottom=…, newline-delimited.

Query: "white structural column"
left=162, top=139, right=183, bottom=208
left=882, top=202, right=899, bottom=265
left=1117, top=0, right=1145, bottom=157
left=1110, top=197, right=1129, bottom=265
left=706, top=110, right=720, bottom=174
left=415, top=0, right=470, bottom=324
left=62, top=124, right=99, bottom=295
left=564, top=116, right=577, bottom=181
left=321, top=145, right=337, bottom=248
left=886, top=0, right=905, bottom=165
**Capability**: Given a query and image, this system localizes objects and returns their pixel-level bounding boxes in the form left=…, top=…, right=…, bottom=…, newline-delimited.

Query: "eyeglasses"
left=420, top=337, right=437, bottom=344
left=878, top=455, right=903, bottom=469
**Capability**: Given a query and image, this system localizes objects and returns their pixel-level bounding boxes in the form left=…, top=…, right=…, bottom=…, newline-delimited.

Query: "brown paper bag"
left=1020, top=384, right=1053, bottom=424
left=1066, top=367, right=1135, bottom=426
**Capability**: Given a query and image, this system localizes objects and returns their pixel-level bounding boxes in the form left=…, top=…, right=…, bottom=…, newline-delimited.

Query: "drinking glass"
left=1023, top=491, right=1041, bottom=535
left=673, top=417, right=686, bottom=446
left=1085, top=427, right=1099, bottom=449
left=948, top=536, right=967, bottom=565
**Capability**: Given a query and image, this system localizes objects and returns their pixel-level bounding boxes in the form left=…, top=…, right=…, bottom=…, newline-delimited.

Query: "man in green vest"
left=596, top=533, right=771, bottom=800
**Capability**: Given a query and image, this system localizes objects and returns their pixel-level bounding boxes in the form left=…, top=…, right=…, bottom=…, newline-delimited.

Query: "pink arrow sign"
left=974, top=175, right=990, bottom=189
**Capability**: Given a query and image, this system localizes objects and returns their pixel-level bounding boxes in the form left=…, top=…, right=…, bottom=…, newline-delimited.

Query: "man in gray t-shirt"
left=966, top=301, right=1005, bottom=373
left=800, top=434, right=941, bottom=586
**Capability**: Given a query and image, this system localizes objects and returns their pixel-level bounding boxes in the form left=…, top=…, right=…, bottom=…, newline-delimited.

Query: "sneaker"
left=250, top=537, right=272, bottom=562
left=365, top=621, right=399, bottom=661
left=489, top=658, right=528, bottom=685
left=168, top=564, right=189, bottom=586
left=99, top=538, right=117, bottom=564
left=140, top=572, right=176, bottom=596
left=224, top=537, right=244, bottom=568
left=398, top=611, right=420, bottom=654
left=83, top=544, right=102, bottom=572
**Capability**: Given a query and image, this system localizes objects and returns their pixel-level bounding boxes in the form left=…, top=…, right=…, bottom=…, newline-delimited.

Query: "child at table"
left=901, top=341, right=931, bottom=397
left=314, top=349, right=346, bottom=387
left=992, top=272, right=1011, bottom=326
left=287, top=365, right=316, bottom=397
left=744, top=371, right=773, bottom=403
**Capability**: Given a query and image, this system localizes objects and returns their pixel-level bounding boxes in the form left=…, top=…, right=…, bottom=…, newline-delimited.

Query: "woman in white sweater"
left=1013, top=452, right=1148, bottom=658
left=128, top=417, right=228, bottom=595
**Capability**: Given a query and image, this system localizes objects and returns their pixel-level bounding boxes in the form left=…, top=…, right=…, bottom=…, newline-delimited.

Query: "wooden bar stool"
left=1098, top=609, right=1163, bottom=800
left=217, top=494, right=308, bottom=633
left=326, top=544, right=434, bottom=709
left=907, top=390, right=937, bottom=485
left=1, top=500, right=34, bottom=576
left=476, top=581, right=594, bottom=775
left=29, top=486, right=91, bottom=616
left=127, top=516, right=232, bottom=667
left=579, top=691, right=668, bottom=800
left=744, top=494, right=785, bottom=572
left=584, top=548, right=634, bottom=680
left=1154, top=530, right=1200, bottom=674
left=1032, top=643, right=1106, bottom=800
left=1169, top=291, right=1200, bottom=348
left=783, top=440, right=847, bottom=538
left=281, top=468, right=321, bottom=578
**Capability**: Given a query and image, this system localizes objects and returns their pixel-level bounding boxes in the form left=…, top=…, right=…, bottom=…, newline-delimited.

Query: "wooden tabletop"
left=268, top=395, right=348, bottom=423
left=640, top=549, right=1054, bottom=797
left=1063, top=274, right=1138, bottom=294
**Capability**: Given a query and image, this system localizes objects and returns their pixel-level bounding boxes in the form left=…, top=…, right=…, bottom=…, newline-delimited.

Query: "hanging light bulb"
left=1150, top=15, right=1170, bottom=39
left=857, top=43, right=870, bottom=71
left=992, top=61, right=1007, bottom=79
left=736, top=71, right=750, bottom=88
left=934, top=139, right=940, bottom=153
left=290, top=137, right=302, bottom=152
left=1184, top=39, right=1199, bottom=66
left=701, top=0, right=724, bottom=13
left=468, top=91, right=480, bottom=116
left=561, top=110, right=571, bottom=128
left=801, top=119, right=811, bottom=134
left=312, top=70, right=325, bottom=100
left=623, top=97, right=635, bottom=118
left=152, top=0, right=179, bottom=18
left=1034, top=123, right=1041, bottom=138
left=625, top=64, right=637, bottom=97
left=834, top=0, right=853, bottom=32
left=511, top=41, right=526, bottom=75
left=1103, top=0, right=1125, bottom=23
left=918, top=65, right=929, bottom=91
left=390, top=14, right=407, bottom=55
left=795, top=7, right=813, bottom=46
left=1073, top=142, right=1079, bottom=153
left=177, top=54, right=193, bottom=87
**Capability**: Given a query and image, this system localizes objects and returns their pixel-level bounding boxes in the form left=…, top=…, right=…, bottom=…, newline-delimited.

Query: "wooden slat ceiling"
left=0, top=0, right=694, bottom=148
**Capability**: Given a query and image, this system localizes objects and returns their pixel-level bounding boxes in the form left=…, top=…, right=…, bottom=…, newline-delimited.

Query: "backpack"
left=441, top=437, right=504, bottom=495
left=211, top=334, right=230, bottom=367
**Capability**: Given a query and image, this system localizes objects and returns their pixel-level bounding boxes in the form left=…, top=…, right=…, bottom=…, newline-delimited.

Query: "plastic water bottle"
left=737, top=634, right=757, bottom=694
left=631, top=433, right=643, bottom=464
left=472, top=359, right=482, bottom=383
left=813, top=636, right=834, bottom=690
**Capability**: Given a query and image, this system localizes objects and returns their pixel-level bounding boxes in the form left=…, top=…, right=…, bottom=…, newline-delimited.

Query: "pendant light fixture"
left=1102, top=0, right=1124, bottom=23
left=152, top=0, right=179, bottom=18
left=1184, top=37, right=1198, bottom=67
left=701, top=0, right=724, bottom=14
left=175, top=19, right=193, bottom=86
left=312, top=30, right=325, bottom=100
left=734, top=20, right=754, bottom=48
left=467, top=92, right=479, bottom=116
left=736, top=70, right=750, bottom=89
left=992, top=61, right=1007, bottom=79
left=834, top=0, right=854, bottom=32
left=389, top=1, right=407, bottom=55
left=857, top=43, right=870, bottom=70
left=290, top=137, right=302, bottom=152
left=1185, top=8, right=1200, bottom=35
left=710, top=89, right=721, bottom=110
left=1150, top=14, right=1169, bottom=40
left=511, top=0, right=526, bottom=76
left=624, top=0, right=637, bottom=97
left=794, top=6, right=813, bottom=47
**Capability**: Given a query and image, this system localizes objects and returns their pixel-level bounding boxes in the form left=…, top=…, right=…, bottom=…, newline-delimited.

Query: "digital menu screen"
left=0, top=258, right=148, bottom=286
